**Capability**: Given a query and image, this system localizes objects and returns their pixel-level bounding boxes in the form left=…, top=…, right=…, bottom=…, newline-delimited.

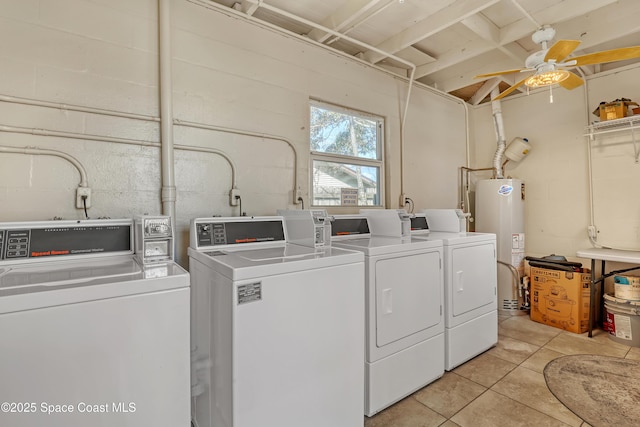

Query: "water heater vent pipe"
left=491, top=87, right=506, bottom=179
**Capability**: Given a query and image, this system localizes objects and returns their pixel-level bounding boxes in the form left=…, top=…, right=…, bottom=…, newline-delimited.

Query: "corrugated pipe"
left=0, top=144, right=89, bottom=188
left=491, top=87, right=506, bottom=179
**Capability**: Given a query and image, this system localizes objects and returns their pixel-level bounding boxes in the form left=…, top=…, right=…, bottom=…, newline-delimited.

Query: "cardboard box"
left=530, top=267, right=591, bottom=333
left=594, top=101, right=639, bottom=121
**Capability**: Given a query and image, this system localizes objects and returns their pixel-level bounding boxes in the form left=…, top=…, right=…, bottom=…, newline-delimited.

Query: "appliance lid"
left=419, top=231, right=496, bottom=245
left=0, top=255, right=188, bottom=314
left=333, top=235, right=443, bottom=255
left=188, top=244, right=363, bottom=280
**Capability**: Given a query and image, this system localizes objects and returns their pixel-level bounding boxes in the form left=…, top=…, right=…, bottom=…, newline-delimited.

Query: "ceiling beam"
left=499, top=0, right=617, bottom=43
left=468, top=77, right=500, bottom=105
left=416, top=0, right=621, bottom=81
left=461, top=14, right=529, bottom=62
left=306, top=0, right=390, bottom=43
left=426, top=56, right=528, bottom=93
left=361, top=0, right=500, bottom=64
left=415, top=38, right=494, bottom=78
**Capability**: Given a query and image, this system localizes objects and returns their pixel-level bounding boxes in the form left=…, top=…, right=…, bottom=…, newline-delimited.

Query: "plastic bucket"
left=614, top=275, right=640, bottom=300
left=603, top=293, right=640, bottom=347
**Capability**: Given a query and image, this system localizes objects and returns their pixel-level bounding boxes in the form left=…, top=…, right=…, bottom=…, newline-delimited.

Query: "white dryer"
left=331, top=211, right=444, bottom=417
left=0, top=218, right=190, bottom=427
left=188, top=216, right=365, bottom=427
left=413, top=210, right=498, bottom=370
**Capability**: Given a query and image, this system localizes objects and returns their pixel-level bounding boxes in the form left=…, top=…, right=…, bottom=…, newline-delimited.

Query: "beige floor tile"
left=498, top=314, right=511, bottom=323
left=439, top=421, right=462, bottom=427
left=545, top=331, right=629, bottom=357
left=499, top=316, right=563, bottom=346
left=364, top=396, right=446, bottom=427
left=520, top=347, right=566, bottom=373
left=413, top=372, right=487, bottom=418
left=581, top=422, right=593, bottom=427
left=450, top=390, right=569, bottom=427
left=491, top=366, right=583, bottom=426
left=487, top=335, right=540, bottom=364
left=453, top=352, right=517, bottom=387
left=625, top=346, right=640, bottom=360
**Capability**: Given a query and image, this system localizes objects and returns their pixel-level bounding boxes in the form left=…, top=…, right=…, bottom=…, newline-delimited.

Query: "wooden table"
left=576, top=248, right=640, bottom=337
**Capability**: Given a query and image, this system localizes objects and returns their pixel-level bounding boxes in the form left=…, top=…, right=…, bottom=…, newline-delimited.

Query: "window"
left=310, top=100, right=383, bottom=207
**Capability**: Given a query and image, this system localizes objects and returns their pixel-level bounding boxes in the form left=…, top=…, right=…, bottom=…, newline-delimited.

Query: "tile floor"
left=364, top=313, right=640, bottom=427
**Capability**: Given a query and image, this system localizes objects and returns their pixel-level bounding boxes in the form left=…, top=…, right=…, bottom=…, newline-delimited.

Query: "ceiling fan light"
left=525, top=69, right=570, bottom=88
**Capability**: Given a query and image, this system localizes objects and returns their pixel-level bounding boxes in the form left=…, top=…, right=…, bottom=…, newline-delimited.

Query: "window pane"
left=310, top=104, right=379, bottom=159
left=312, top=160, right=380, bottom=206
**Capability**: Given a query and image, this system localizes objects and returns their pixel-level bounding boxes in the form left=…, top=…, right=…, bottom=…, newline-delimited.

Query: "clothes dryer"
left=0, top=218, right=190, bottom=427
left=331, top=211, right=444, bottom=417
left=188, top=216, right=365, bottom=427
left=413, top=210, right=498, bottom=370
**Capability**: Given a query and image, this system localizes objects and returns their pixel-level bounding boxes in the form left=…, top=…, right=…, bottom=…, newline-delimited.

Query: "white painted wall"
left=0, top=0, right=466, bottom=266
left=470, top=64, right=640, bottom=265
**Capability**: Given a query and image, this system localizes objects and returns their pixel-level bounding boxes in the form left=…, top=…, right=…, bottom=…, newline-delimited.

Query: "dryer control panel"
left=0, top=219, right=133, bottom=263
left=331, top=215, right=370, bottom=238
left=192, top=218, right=286, bottom=249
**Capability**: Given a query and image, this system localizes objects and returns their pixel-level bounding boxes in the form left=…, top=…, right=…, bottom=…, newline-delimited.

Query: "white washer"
left=412, top=212, right=498, bottom=370
left=188, top=216, right=365, bottom=427
left=331, top=212, right=444, bottom=417
left=0, top=219, right=190, bottom=427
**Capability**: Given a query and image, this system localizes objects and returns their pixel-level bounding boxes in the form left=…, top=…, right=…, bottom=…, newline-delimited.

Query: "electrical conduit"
left=0, top=124, right=237, bottom=189
left=0, top=145, right=89, bottom=188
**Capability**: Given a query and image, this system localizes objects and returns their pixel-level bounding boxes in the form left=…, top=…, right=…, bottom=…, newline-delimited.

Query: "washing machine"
left=331, top=210, right=444, bottom=417
left=415, top=209, right=498, bottom=370
left=188, top=216, right=365, bottom=427
left=0, top=218, right=190, bottom=427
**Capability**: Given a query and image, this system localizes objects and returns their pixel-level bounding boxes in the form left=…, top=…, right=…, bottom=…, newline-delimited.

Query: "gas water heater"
left=475, top=178, right=525, bottom=314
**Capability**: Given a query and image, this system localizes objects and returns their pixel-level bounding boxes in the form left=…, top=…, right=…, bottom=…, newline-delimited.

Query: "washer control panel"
left=0, top=219, right=133, bottom=263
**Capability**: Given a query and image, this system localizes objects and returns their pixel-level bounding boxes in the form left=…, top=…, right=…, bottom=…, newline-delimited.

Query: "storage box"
left=594, top=101, right=639, bottom=121
left=600, top=102, right=626, bottom=121
left=530, top=267, right=591, bottom=333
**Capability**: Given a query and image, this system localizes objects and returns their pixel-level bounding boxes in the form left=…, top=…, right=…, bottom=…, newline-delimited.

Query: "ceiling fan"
left=475, top=26, right=640, bottom=101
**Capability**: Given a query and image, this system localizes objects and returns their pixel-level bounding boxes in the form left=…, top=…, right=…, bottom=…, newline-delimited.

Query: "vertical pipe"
left=159, top=0, right=177, bottom=223
left=491, top=87, right=506, bottom=179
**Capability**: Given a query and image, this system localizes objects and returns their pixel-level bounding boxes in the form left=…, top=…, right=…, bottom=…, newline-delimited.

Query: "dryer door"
left=450, top=242, right=496, bottom=317
left=375, top=251, right=441, bottom=347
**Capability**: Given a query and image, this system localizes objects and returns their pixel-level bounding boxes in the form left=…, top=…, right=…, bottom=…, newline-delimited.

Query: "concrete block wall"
left=0, top=0, right=467, bottom=266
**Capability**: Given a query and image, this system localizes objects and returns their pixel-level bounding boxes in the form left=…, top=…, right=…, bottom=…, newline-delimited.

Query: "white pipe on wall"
left=0, top=124, right=237, bottom=188
left=159, top=0, right=177, bottom=222
left=0, top=94, right=160, bottom=123
left=174, top=119, right=299, bottom=203
left=0, top=144, right=89, bottom=188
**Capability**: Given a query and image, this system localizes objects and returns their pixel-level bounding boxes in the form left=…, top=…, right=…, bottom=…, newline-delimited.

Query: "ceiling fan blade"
left=475, top=68, right=526, bottom=78
left=558, top=71, right=584, bottom=90
left=544, top=40, right=581, bottom=63
left=492, top=75, right=530, bottom=101
left=571, top=46, right=640, bottom=66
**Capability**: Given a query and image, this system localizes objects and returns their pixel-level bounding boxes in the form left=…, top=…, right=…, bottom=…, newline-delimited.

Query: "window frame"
left=309, top=99, right=385, bottom=208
